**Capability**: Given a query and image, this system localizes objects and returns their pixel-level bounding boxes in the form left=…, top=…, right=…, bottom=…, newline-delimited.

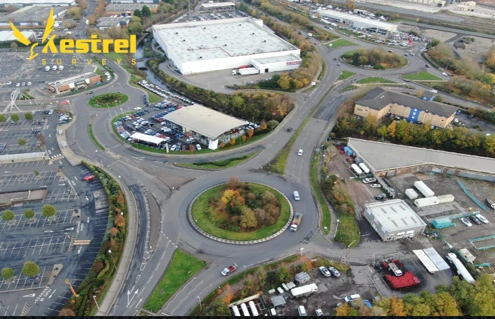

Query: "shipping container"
left=437, top=194, right=455, bottom=203
left=414, top=197, right=440, bottom=207
left=358, top=163, right=370, bottom=174
left=405, top=188, right=418, bottom=200
left=351, top=163, right=363, bottom=175
left=414, top=181, right=435, bottom=197
left=290, top=283, right=318, bottom=298
left=239, top=67, right=260, bottom=76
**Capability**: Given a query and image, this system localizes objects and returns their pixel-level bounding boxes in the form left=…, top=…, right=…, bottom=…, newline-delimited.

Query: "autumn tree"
left=387, top=120, right=397, bottom=138
left=260, top=120, right=267, bottom=130
left=389, top=296, right=407, bottom=316
left=486, top=47, right=495, bottom=69
left=241, top=135, right=247, bottom=143
left=247, top=128, right=254, bottom=138
left=230, top=137, right=236, bottom=145
left=346, top=0, right=355, bottom=10
left=58, top=308, right=76, bottom=316
left=189, top=144, right=195, bottom=152
left=226, top=176, right=240, bottom=189
left=240, top=207, right=257, bottom=229
left=115, top=214, right=125, bottom=228
left=68, top=7, right=82, bottom=20
left=223, top=284, right=234, bottom=304
left=416, top=89, right=424, bottom=98
left=110, top=227, right=119, bottom=237
left=335, top=302, right=359, bottom=316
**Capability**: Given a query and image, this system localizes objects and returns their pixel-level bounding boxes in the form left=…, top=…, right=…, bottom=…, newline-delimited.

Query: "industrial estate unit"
left=316, top=8, right=398, bottom=35
left=354, top=87, right=458, bottom=128
left=152, top=17, right=302, bottom=75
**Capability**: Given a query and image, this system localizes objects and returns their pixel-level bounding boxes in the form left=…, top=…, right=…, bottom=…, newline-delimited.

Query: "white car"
left=315, top=309, right=323, bottom=316
left=15, top=83, right=20, bottom=87
left=441, top=72, right=448, bottom=77
left=475, top=214, right=489, bottom=224
left=362, top=178, right=377, bottom=184
left=430, top=89, right=438, bottom=93
left=460, top=217, right=472, bottom=227
left=298, top=149, right=303, bottom=156
left=196, top=144, right=202, bottom=150
left=369, top=183, right=381, bottom=188
left=170, top=145, right=177, bottom=151
left=27, top=82, right=32, bottom=86
left=319, top=266, right=331, bottom=277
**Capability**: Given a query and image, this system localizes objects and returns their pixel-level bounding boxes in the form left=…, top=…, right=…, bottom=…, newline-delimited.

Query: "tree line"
left=238, top=1, right=322, bottom=91
left=336, top=274, right=495, bottom=316
left=332, top=114, right=495, bottom=158
left=147, top=58, right=294, bottom=123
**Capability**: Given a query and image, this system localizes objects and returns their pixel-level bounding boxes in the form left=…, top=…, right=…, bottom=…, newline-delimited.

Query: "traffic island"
left=189, top=178, right=293, bottom=243
left=88, top=92, right=129, bottom=108
left=341, top=48, right=408, bottom=70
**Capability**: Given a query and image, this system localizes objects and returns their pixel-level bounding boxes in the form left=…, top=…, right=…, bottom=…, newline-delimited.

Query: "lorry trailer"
left=446, top=253, right=475, bottom=284
left=290, top=213, right=303, bottom=231
left=290, top=283, right=318, bottom=298
left=238, top=67, right=260, bottom=76
left=221, top=263, right=238, bottom=276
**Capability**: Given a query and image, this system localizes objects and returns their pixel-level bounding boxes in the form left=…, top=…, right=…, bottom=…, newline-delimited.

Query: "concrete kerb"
left=187, top=183, right=294, bottom=245
left=55, top=116, right=139, bottom=316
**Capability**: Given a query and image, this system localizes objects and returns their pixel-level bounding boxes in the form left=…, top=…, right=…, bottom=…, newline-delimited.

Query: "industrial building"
left=105, top=3, right=159, bottom=16
left=107, top=0, right=159, bottom=3
left=347, top=138, right=495, bottom=182
left=0, top=0, right=76, bottom=7
left=0, top=30, right=35, bottom=43
left=47, top=72, right=101, bottom=94
left=96, top=16, right=130, bottom=30
left=0, top=6, right=66, bottom=28
left=152, top=17, right=302, bottom=75
left=201, top=2, right=235, bottom=12
left=364, top=199, right=427, bottom=241
left=162, top=104, right=249, bottom=150
left=354, top=88, right=457, bottom=128
left=316, top=8, right=397, bottom=35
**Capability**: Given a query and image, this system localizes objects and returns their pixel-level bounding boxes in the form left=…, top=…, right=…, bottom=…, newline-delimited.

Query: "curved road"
left=60, top=14, right=458, bottom=317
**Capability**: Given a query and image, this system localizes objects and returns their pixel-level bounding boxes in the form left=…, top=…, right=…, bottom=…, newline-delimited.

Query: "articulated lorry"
left=290, top=213, right=303, bottom=232
left=232, top=67, right=260, bottom=76
left=446, top=253, right=475, bottom=284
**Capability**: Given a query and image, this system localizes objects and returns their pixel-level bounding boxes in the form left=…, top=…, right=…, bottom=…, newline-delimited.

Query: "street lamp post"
left=300, top=247, right=304, bottom=259
left=93, top=295, right=100, bottom=310
left=197, top=296, right=202, bottom=311
left=334, top=219, right=340, bottom=239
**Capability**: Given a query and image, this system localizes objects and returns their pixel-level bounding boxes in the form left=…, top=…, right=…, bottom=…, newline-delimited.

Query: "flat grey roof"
left=0, top=30, right=34, bottom=42
left=252, top=54, right=302, bottom=65
left=317, top=8, right=397, bottom=31
left=49, top=72, right=98, bottom=87
left=97, top=16, right=129, bottom=27
left=357, top=87, right=457, bottom=118
left=163, top=104, right=248, bottom=140
left=348, top=138, right=495, bottom=175
left=0, top=6, right=66, bottom=23
left=202, top=2, right=235, bottom=8
left=0, top=0, right=74, bottom=5
left=153, top=17, right=298, bottom=63
left=366, top=199, right=426, bottom=233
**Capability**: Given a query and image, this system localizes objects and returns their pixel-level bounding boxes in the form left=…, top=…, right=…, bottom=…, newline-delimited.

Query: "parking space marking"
left=0, top=235, right=69, bottom=258
left=0, top=209, right=75, bottom=232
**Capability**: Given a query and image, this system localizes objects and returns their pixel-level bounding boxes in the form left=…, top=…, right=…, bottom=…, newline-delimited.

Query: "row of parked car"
left=460, top=214, right=489, bottom=227
left=138, top=80, right=194, bottom=105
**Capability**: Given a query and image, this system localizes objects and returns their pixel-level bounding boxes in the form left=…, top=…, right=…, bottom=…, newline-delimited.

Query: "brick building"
left=47, top=72, right=101, bottom=94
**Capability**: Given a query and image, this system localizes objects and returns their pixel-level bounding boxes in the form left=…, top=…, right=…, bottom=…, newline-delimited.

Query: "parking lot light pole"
left=197, top=296, right=202, bottom=311
left=300, top=247, right=304, bottom=259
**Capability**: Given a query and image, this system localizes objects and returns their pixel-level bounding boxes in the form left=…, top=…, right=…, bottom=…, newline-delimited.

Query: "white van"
left=298, top=149, right=303, bottom=156
left=293, top=191, right=300, bottom=201
left=298, top=305, right=307, bottom=316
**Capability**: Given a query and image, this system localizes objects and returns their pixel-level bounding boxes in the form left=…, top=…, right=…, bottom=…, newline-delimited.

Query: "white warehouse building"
left=152, top=17, right=302, bottom=75
left=317, top=9, right=397, bottom=35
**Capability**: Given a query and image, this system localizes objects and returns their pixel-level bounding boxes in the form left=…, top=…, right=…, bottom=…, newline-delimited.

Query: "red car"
left=84, top=175, right=96, bottom=182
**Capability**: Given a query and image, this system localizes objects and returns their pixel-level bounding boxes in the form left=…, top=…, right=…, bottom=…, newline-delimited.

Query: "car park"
left=460, top=217, right=472, bottom=227
left=319, top=266, right=331, bottom=277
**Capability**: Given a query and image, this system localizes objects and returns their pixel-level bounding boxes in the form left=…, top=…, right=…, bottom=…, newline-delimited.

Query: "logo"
left=10, top=9, right=136, bottom=61
left=286, top=61, right=302, bottom=66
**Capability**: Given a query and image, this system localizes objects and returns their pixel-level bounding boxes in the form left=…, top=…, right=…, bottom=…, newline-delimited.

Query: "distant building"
left=364, top=199, right=427, bottom=241
left=47, top=72, right=101, bottom=94
left=106, top=0, right=159, bottom=3
left=0, top=6, right=66, bottom=28
left=96, top=16, right=130, bottom=30
left=105, top=3, right=159, bottom=17
left=421, top=91, right=435, bottom=101
left=0, top=30, right=35, bottom=43
left=354, top=87, right=457, bottom=128
left=317, top=8, right=397, bottom=35
left=0, top=0, right=75, bottom=7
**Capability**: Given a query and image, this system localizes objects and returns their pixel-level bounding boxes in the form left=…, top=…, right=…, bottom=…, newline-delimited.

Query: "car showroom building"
left=152, top=17, right=302, bottom=75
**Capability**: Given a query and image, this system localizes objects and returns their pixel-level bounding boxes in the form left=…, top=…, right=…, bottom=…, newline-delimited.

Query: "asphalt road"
left=47, top=10, right=480, bottom=317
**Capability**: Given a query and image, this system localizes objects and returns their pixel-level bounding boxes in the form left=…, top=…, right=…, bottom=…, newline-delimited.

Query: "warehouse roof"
left=0, top=0, right=75, bottom=5
left=0, top=6, right=66, bottom=23
left=356, top=88, right=457, bottom=118
left=130, top=132, right=165, bottom=145
left=252, top=54, right=302, bottom=65
left=163, top=104, right=249, bottom=140
left=317, top=8, right=397, bottom=31
left=202, top=2, right=235, bottom=8
left=152, top=17, right=299, bottom=63
left=97, top=16, right=130, bottom=28
left=348, top=138, right=495, bottom=175
left=106, top=3, right=159, bottom=11
left=0, top=30, right=34, bottom=42
left=365, top=199, right=426, bottom=233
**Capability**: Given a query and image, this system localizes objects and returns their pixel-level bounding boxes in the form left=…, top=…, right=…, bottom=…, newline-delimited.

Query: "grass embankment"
left=105, top=52, right=163, bottom=104
left=329, top=38, right=355, bottom=49
left=356, top=77, right=395, bottom=84
left=143, top=249, right=205, bottom=313
left=338, top=70, right=355, bottom=81
left=310, top=154, right=331, bottom=235
left=343, top=85, right=357, bottom=92
left=176, top=152, right=258, bottom=170
left=88, top=124, right=105, bottom=151
left=403, top=72, right=442, bottom=81
left=89, top=93, right=128, bottom=108
left=191, top=183, right=291, bottom=241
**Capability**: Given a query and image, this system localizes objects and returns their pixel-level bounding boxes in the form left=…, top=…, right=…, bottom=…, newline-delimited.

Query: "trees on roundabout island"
left=342, top=47, right=408, bottom=69
left=88, top=92, right=129, bottom=108
left=191, top=177, right=291, bottom=241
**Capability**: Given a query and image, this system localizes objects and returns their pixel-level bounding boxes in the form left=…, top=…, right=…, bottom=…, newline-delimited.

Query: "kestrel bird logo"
left=10, top=8, right=55, bottom=61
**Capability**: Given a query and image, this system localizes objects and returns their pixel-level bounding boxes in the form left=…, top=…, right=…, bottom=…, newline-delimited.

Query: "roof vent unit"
left=203, top=27, right=206, bottom=29
left=199, top=56, right=202, bottom=59
left=182, top=39, right=186, bottom=42
left=239, top=24, right=241, bottom=26
left=175, top=32, right=178, bottom=34
left=224, top=44, right=227, bottom=46
left=263, top=40, right=266, bottom=42
left=251, top=33, right=255, bottom=35
left=214, top=36, right=217, bottom=39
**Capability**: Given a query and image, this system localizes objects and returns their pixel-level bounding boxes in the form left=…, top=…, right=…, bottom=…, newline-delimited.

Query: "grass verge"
left=357, top=77, right=395, bottom=84
left=191, top=183, right=291, bottom=241
left=310, top=154, right=331, bottom=235
left=143, top=249, right=205, bottom=313
left=338, top=70, right=355, bottom=81
left=88, top=124, right=105, bottom=151
left=329, top=38, right=355, bottom=49
left=89, top=92, right=129, bottom=108
left=343, top=85, right=357, bottom=92
left=176, top=152, right=258, bottom=170
left=335, top=215, right=360, bottom=248
left=403, top=72, right=442, bottom=81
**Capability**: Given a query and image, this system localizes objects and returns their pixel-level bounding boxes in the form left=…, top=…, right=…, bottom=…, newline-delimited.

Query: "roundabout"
left=189, top=180, right=293, bottom=243
left=88, top=92, right=129, bottom=108
left=341, top=48, right=408, bottom=69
